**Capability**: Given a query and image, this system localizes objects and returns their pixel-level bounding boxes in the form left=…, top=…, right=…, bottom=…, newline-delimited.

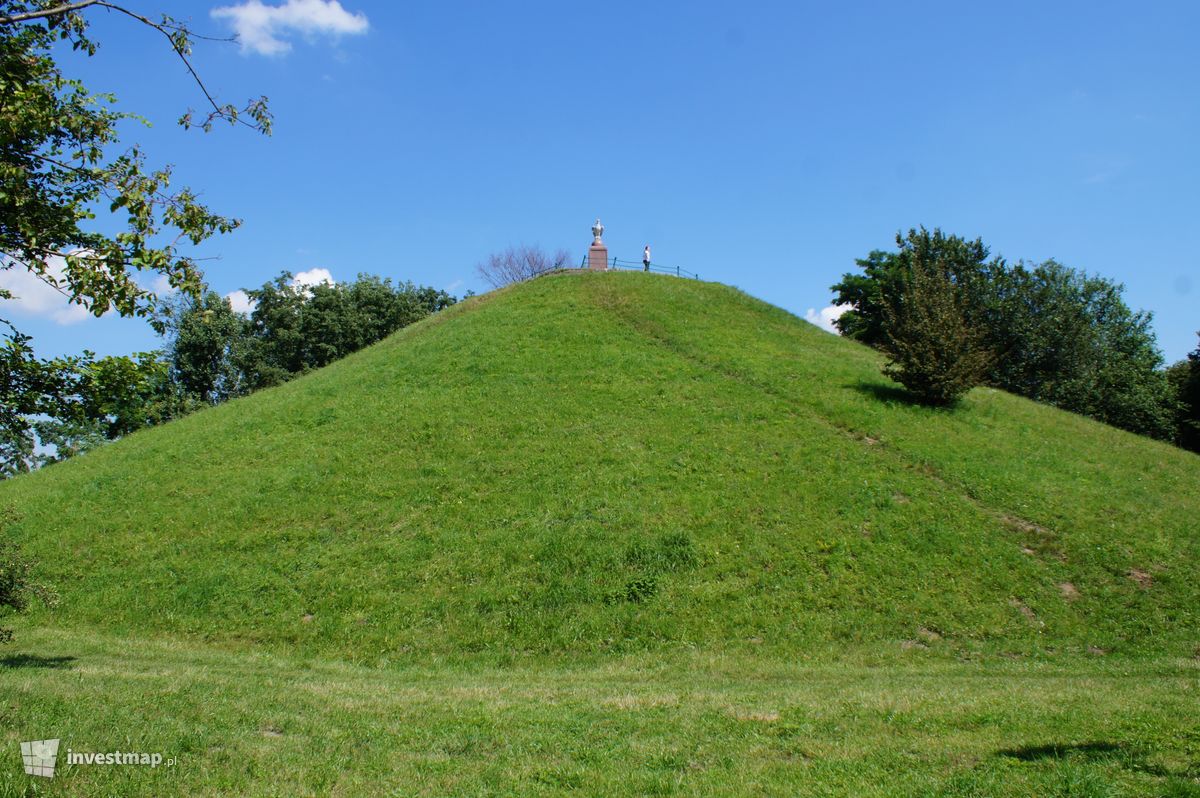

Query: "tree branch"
left=2, top=1, right=269, bottom=134
left=0, top=0, right=99, bottom=24
left=90, top=2, right=266, bottom=133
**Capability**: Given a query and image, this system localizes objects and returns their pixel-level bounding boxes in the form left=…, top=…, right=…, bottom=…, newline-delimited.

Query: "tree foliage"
left=0, top=0, right=269, bottom=472
left=1, top=0, right=269, bottom=323
left=160, top=272, right=457, bottom=400
left=240, top=273, right=456, bottom=387
left=161, top=291, right=249, bottom=403
left=32, top=347, right=194, bottom=465
left=1168, top=335, right=1200, bottom=452
left=833, top=229, right=997, bottom=347
left=833, top=228, right=1178, bottom=439
left=0, top=324, right=74, bottom=475
left=985, top=261, right=1177, bottom=440
left=879, top=253, right=992, bottom=406
left=0, top=272, right=455, bottom=476
left=1, top=346, right=192, bottom=475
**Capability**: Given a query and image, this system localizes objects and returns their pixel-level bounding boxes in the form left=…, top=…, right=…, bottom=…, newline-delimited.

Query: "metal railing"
left=579, top=254, right=699, bottom=280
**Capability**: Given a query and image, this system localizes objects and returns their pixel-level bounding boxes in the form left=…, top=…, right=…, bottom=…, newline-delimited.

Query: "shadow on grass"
left=850, top=381, right=964, bottom=410
left=0, top=654, right=77, bottom=670
left=851, top=381, right=923, bottom=407
left=998, top=741, right=1124, bottom=761
left=998, top=741, right=1194, bottom=780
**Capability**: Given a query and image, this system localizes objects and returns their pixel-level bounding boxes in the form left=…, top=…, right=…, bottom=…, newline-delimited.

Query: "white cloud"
left=444, top=279, right=464, bottom=293
left=226, top=289, right=256, bottom=314
left=148, top=274, right=177, bottom=297
left=292, top=267, right=335, bottom=288
left=211, top=0, right=369, bottom=56
left=0, top=256, right=91, bottom=325
left=0, top=254, right=186, bottom=326
left=225, top=268, right=334, bottom=314
left=805, top=303, right=851, bottom=334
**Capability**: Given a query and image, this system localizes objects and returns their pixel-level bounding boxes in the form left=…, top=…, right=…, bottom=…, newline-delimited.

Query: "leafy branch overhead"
left=1, top=0, right=270, bottom=326
left=0, top=1, right=271, bottom=131
left=1, top=0, right=270, bottom=471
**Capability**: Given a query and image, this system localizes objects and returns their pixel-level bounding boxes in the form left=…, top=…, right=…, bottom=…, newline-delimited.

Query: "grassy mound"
left=2, top=271, right=1197, bottom=661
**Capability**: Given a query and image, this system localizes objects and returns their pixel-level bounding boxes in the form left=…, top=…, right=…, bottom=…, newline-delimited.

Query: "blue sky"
left=3, top=0, right=1198, bottom=362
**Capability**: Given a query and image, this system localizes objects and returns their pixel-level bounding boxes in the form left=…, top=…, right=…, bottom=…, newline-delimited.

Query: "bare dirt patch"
left=1003, top=515, right=1048, bottom=535
left=1009, top=597, right=1043, bottom=626
left=1128, top=569, right=1153, bottom=590
left=1002, top=515, right=1066, bottom=561
left=1058, top=582, right=1080, bottom=601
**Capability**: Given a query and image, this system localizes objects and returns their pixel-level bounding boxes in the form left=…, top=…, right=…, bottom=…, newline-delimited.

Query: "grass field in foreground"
left=1, top=627, right=1198, bottom=797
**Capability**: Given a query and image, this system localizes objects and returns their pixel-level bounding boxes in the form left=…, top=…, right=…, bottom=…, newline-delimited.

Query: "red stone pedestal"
left=588, top=244, right=609, bottom=271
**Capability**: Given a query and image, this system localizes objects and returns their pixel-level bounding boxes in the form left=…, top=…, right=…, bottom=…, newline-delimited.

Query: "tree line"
left=833, top=228, right=1200, bottom=452
left=1, top=273, right=457, bottom=477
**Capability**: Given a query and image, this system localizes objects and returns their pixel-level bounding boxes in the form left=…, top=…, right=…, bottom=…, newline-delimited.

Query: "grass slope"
left=2, top=271, right=1199, bottom=796
left=1, top=271, right=1198, bottom=661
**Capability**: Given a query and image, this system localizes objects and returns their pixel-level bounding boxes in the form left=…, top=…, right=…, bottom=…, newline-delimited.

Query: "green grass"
left=1, top=627, right=1197, bottom=797
left=1, top=271, right=1198, bottom=794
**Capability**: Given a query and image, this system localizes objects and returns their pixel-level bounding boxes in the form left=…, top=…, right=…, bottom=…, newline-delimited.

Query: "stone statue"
left=588, top=218, right=608, bottom=270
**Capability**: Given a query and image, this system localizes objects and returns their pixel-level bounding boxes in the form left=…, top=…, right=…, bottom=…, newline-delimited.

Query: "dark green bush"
left=834, top=228, right=1178, bottom=439
left=880, top=257, right=992, bottom=406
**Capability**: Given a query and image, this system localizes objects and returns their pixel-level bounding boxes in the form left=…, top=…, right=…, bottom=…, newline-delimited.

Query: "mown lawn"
left=1, top=627, right=1197, bottom=797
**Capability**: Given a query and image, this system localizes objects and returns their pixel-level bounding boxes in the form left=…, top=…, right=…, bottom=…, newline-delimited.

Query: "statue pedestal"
left=588, top=243, right=609, bottom=271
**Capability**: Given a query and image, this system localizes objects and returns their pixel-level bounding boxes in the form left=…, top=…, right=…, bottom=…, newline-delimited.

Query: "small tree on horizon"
left=476, top=245, right=571, bottom=288
left=880, top=257, right=992, bottom=406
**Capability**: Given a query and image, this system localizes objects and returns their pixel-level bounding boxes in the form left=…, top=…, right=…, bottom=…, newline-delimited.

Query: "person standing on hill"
left=643, top=245, right=651, bottom=272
